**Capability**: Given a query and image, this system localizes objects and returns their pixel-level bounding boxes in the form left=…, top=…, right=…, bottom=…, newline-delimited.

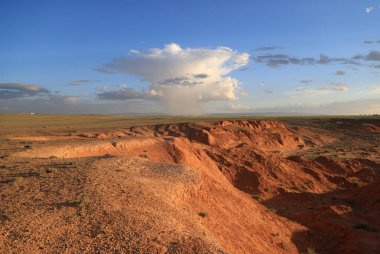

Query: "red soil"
left=4, top=120, right=380, bottom=253
left=359, top=123, right=380, bottom=132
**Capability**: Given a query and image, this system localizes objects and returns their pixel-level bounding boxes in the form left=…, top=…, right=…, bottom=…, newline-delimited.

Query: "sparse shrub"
left=252, top=194, right=262, bottom=201
left=329, top=155, right=340, bottom=161
left=276, top=207, right=287, bottom=215
left=306, top=181, right=314, bottom=188
left=79, top=196, right=90, bottom=207
left=13, top=176, right=23, bottom=182
left=354, top=181, right=365, bottom=188
left=24, top=145, right=32, bottom=149
left=198, top=211, right=208, bottom=218
left=353, top=223, right=377, bottom=232
left=292, top=185, right=306, bottom=192
left=92, top=224, right=106, bottom=237
left=0, top=209, right=9, bottom=223
left=281, top=242, right=291, bottom=251
left=302, top=247, right=318, bottom=254
left=49, top=155, right=58, bottom=159
left=303, top=154, right=318, bottom=160
left=45, top=168, right=54, bottom=174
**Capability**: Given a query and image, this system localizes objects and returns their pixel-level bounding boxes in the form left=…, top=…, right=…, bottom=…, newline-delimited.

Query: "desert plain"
left=0, top=114, right=379, bottom=254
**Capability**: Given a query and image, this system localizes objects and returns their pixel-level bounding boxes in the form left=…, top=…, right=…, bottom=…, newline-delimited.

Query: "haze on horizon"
left=1, top=0, right=379, bottom=115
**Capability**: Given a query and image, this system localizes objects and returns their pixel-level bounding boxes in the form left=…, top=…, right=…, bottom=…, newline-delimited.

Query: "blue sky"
left=1, top=0, right=379, bottom=114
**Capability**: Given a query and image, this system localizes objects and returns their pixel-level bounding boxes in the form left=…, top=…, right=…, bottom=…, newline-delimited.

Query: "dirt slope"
left=1, top=120, right=379, bottom=253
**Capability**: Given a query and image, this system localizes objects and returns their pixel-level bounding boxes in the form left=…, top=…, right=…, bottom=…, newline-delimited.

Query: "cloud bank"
left=244, top=99, right=380, bottom=115
left=252, top=50, right=380, bottom=68
left=97, top=43, right=249, bottom=114
left=290, top=83, right=348, bottom=96
left=0, top=83, right=49, bottom=99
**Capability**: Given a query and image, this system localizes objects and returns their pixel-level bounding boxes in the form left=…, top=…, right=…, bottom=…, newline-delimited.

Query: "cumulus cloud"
left=0, top=83, right=50, bottom=99
left=97, top=43, right=250, bottom=114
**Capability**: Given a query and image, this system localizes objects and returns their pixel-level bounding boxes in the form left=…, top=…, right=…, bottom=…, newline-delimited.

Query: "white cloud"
left=96, top=86, right=109, bottom=92
left=62, top=96, right=80, bottom=104
left=366, top=6, right=374, bottom=13
left=98, top=43, right=250, bottom=114
left=289, top=83, right=348, bottom=96
left=227, top=102, right=253, bottom=111
left=320, top=84, right=348, bottom=92
left=370, top=86, right=380, bottom=94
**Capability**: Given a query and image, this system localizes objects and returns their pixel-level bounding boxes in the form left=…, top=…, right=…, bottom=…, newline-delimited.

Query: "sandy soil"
left=1, top=118, right=379, bottom=253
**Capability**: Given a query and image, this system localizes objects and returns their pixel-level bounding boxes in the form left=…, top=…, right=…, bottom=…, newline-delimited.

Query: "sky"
left=1, top=0, right=380, bottom=115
